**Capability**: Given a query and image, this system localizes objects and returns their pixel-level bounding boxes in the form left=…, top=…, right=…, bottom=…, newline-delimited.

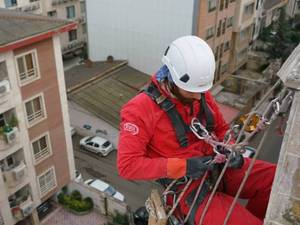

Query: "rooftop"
left=67, top=62, right=149, bottom=128
left=0, top=8, right=74, bottom=47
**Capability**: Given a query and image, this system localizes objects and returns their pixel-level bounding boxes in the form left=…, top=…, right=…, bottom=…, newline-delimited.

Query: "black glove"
left=186, top=156, right=215, bottom=179
left=228, top=153, right=244, bottom=169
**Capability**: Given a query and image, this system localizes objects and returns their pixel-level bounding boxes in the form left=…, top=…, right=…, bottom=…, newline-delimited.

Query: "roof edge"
left=0, top=22, right=77, bottom=53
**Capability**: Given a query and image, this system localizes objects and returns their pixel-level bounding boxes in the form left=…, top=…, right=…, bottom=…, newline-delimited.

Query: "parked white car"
left=84, top=179, right=125, bottom=202
left=74, top=170, right=83, bottom=183
left=80, top=136, right=114, bottom=156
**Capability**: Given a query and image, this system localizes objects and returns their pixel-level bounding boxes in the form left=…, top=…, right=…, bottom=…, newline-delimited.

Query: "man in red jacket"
left=117, top=36, right=276, bottom=225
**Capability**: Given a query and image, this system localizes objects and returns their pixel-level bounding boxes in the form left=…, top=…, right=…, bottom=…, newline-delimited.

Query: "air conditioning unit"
left=20, top=200, right=34, bottom=217
left=0, top=80, right=10, bottom=94
left=5, top=128, right=17, bottom=144
left=13, top=162, right=26, bottom=181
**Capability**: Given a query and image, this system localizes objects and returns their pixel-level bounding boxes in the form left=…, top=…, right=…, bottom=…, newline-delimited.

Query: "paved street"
left=72, top=134, right=161, bottom=211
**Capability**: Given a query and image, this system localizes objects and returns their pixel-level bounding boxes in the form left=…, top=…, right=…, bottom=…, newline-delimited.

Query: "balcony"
left=13, top=1, right=40, bottom=13
left=52, top=0, right=77, bottom=6
left=62, top=39, right=85, bottom=54
left=2, top=161, right=27, bottom=189
left=0, top=127, right=19, bottom=151
left=9, top=186, right=34, bottom=222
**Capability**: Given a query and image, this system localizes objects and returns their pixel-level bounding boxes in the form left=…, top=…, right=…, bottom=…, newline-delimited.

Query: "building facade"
left=229, top=0, right=256, bottom=73
left=0, top=9, right=75, bottom=225
left=286, top=0, right=300, bottom=17
left=0, top=0, right=86, bottom=59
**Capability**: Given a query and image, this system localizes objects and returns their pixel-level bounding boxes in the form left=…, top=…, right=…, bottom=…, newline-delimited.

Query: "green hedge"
left=57, top=190, right=93, bottom=213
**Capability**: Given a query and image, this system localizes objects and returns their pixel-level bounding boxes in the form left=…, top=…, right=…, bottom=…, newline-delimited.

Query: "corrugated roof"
left=68, top=65, right=150, bottom=128
left=0, top=8, right=71, bottom=46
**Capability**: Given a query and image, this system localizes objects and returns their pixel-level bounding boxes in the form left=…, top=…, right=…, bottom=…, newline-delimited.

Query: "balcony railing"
left=14, top=1, right=40, bottom=13
left=2, top=161, right=27, bottom=189
left=52, top=0, right=77, bottom=6
left=10, top=196, right=34, bottom=222
left=0, top=127, right=19, bottom=151
left=62, top=39, right=85, bottom=54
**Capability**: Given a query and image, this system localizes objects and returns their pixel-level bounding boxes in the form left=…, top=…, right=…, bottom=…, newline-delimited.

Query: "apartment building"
left=196, top=0, right=236, bottom=81
left=262, top=0, right=288, bottom=27
left=0, top=0, right=86, bottom=59
left=286, top=0, right=300, bottom=17
left=0, top=9, right=75, bottom=225
left=229, top=0, right=256, bottom=73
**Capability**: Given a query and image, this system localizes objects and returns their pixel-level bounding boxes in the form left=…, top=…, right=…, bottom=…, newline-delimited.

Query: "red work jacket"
left=117, top=76, right=229, bottom=180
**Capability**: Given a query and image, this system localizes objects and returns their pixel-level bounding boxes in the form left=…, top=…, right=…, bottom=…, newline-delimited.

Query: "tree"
left=259, top=7, right=300, bottom=61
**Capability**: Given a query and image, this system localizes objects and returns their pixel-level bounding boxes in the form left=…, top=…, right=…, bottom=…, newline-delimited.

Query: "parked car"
left=80, top=136, right=114, bottom=156
left=84, top=179, right=125, bottom=202
left=74, top=170, right=83, bottom=182
left=70, top=126, right=76, bottom=136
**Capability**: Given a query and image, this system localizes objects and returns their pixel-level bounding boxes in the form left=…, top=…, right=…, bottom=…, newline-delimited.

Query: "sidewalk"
left=41, top=207, right=107, bottom=225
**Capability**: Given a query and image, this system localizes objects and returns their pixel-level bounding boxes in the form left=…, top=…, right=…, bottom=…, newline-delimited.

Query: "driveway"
left=41, top=207, right=107, bottom=225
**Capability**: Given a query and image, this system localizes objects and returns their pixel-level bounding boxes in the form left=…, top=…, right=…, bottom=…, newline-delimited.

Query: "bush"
left=57, top=190, right=93, bottom=213
left=71, top=190, right=82, bottom=201
left=107, top=212, right=129, bottom=225
left=84, top=197, right=94, bottom=210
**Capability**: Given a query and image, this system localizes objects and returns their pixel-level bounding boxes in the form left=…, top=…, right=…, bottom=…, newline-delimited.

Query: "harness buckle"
left=155, top=95, right=167, bottom=104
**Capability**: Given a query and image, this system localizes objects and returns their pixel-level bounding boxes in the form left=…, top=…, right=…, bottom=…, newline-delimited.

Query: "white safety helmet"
left=162, top=35, right=216, bottom=93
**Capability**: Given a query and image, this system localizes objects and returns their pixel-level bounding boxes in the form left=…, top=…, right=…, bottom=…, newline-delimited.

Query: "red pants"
left=180, top=158, right=276, bottom=225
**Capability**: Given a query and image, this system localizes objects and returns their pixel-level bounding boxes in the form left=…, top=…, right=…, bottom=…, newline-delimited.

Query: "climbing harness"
left=144, top=82, right=215, bottom=148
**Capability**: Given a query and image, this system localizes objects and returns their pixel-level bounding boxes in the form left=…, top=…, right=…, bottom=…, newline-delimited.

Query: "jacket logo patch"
left=123, top=122, right=139, bottom=135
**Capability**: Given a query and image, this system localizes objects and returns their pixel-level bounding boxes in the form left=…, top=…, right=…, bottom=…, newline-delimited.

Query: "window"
left=16, top=51, right=39, bottom=84
left=219, top=43, right=224, bottom=58
left=80, top=1, right=86, bottom=13
left=222, top=19, right=226, bottom=34
left=0, top=61, right=8, bottom=81
left=217, top=20, right=222, bottom=37
left=215, top=46, right=219, bottom=61
left=82, top=23, right=87, bottom=34
left=208, top=0, right=217, bottom=12
left=68, top=30, right=77, bottom=42
left=206, top=27, right=215, bottom=40
left=221, top=63, right=228, bottom=74
left=4, top=0, right=17, bottom=8
left=66, top=5, right=75, bottom=19
left=25, top=95, right=45, bottom=125
left=0, top=114, right=5, bottom=127
left=244, top=3, right=254, bottom=16
left=29, top=0, right=38, bottom=2
left=47, top=10, right=57, bottom=17
left=227, top=16, right=233, bottom=27
left=38, top=167, right=56, bottom=197
left=224, top=41, right=230, bottom=51
left=225, top=0, right=229, bottom=8
left=32, top=134, right=51, bottom=163
left=219, top=0, right=224, bottom=11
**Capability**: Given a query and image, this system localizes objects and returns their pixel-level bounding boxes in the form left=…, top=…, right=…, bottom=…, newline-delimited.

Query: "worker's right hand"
left=186, top=156, right=214, bottom=179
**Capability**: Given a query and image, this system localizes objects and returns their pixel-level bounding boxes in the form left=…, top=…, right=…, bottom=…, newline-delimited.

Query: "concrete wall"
left=86, top=0, right=195, bottom=75
left=68, top=181, right=128, bottom=216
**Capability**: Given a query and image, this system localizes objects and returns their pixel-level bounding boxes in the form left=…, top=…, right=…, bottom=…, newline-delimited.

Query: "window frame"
left=15, top=49, right=40, bottom=86
left=5, top=0, right=17, bottom=8
left=37, top=167, right=57, bottom=197
left=24, top=93, right=47, bottom=128
left=208, top=0, right=217, bottom=12
left=66, top=5, right=76, bottom=19
left=31, top=132, right=52, bottom=165
left=206, top=27, right=215, bottom=40
left=68, top=29, right=77, bottom=42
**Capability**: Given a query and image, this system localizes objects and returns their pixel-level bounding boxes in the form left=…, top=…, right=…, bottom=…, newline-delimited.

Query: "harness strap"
left=145, top=83, right=189, bottom=147
left=199, top=93, right=215, bottom=133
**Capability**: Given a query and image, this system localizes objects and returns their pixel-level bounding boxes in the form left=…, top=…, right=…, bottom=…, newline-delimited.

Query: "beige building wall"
left=0, top=35, right=74, bottom=224
left=230, top=0, right=256, bottom=73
